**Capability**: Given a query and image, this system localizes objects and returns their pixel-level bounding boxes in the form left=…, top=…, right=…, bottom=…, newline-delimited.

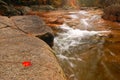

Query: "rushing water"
left=53, top=10, right=120, bottom=80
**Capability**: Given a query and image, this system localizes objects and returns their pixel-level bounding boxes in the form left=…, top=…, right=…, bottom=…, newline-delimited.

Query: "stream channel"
left=53, top=9, right=120, bottom=80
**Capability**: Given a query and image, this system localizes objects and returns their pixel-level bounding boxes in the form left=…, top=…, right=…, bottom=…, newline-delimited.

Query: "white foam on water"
left=57, top=54, right=68, bottom=60
left=80, top=18, right=89, bottom=28
left=79, top=11, right=88, bottom=15
left=53, top=10, right=111, bottom=80
left=69, top=12, right=78, bottom=14
left=69, top=15, right=79, bottom=19
left=69, top=62, right=75, bottom=68
left=69, top=11, right=88, bottom=19
left=54, top=23, right=110, bottom=54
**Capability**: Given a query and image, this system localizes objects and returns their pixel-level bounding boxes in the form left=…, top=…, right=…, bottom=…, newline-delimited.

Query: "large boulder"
left=10, top=15, right=54, bottom=47
left=0, top=36, right=66, bottom=80
left=0, top=16, right=66, bottom=80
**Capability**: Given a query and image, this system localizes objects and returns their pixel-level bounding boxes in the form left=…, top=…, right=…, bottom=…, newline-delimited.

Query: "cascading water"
left=54, top=23, right=108, bottom=54
left=53, top=10, right=111, bottom=80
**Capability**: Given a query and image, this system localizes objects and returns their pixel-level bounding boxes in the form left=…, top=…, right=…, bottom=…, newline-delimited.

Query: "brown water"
left=53, top=9, right=120, bottom=80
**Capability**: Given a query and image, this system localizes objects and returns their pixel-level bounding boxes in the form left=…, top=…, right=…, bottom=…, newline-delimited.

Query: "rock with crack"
left=0, top=16, right=15, bottom=28
left=0, top=16, right=66, bottom=80
left=0, top=16, right=25, bottom=39
left=0, top=27, right=25, bottom=39
left=10, top=15, right=54, bottom=47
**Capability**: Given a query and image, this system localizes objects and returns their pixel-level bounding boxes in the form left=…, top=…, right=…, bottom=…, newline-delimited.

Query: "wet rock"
left=102, top=4, right=120, bottom=22
left=0, top=0, right=27, bottom=16
left=0, top=4, right=8, bottom=14
left=16, top=6, right=32, bottom=15
left=109, top=15, right=117, bottom=22
left=0, top=0, right=7, bottom=5
left=102, top=14, right=109, bottom=20
left=0, top=4, right=21, bottom=16
left=65, top=19, right=80, bottom=27
left=4, top=6, right=21, bottom=16
left=10, top=15, right=54, bottom=46
left=30, top=5, right=55, bottom=11
left=27, top=11, right=67, bottom=29
left=117, top=16, right=120, bottom=22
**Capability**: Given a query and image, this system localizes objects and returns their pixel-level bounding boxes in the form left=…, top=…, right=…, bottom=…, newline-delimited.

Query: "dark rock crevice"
left=36, top=32, right=54, bottom=47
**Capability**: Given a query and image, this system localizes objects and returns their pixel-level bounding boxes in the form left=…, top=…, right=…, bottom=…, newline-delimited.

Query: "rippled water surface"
left=53, top=10, right=120, bottom=80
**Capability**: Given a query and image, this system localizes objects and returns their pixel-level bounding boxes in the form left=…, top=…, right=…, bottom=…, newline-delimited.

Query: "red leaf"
left=22, top=61, right=32, bottom=67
